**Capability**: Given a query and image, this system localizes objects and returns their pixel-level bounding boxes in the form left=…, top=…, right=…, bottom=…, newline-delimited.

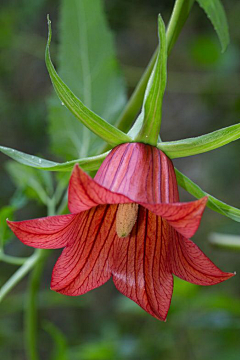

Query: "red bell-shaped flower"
left=8, top=143, right=234, bottom=321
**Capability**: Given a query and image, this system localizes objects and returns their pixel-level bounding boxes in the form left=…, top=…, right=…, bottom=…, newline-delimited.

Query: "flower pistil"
left=116, top=203, right=139, bottom=238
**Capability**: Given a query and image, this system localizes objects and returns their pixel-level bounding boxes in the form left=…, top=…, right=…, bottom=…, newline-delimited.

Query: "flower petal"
left=112, top=206, right=173, bottom=321
left=143, top=196, right=208, bottom=238
left=68, top=164, right=132, bottom=213
left=7, top=214, right=79, bottom=249
left=51, top=205, right=117, bottom=295
left=94, top=143, right=179, bottom=204
left=170, top=229, right=235, bottom=285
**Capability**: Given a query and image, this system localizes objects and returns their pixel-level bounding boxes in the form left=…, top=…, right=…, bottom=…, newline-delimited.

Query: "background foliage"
left=0, top=0, right=240, bottom=359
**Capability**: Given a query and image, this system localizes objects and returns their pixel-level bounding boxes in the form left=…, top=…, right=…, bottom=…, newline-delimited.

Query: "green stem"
left=111, top=0, right=195, bottom=138
left=0, top=251, right=28, bottom=265
left=166, top=0, right=195, bottom=55
left=24, top=197, right=55, bottom=360
left=25, top=249, right=49, bottom=360
left=0, top=250, right=41, bottom=301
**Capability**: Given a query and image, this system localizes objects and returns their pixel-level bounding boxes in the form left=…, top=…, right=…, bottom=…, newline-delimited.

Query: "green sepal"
left=196, top=0, right=229, bottom=52
left=45, top=16, right=131, bottom=147
left=175, top=168, right=240, bottom=222
left=158, top=123, right=240, bottom=159
left=0, top=146, right=108, bottom=172
left=133, top=15, right=167, bottom=145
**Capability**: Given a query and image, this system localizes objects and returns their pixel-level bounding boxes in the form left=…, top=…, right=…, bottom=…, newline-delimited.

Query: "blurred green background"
left=0, top=0, right=240, bottom=359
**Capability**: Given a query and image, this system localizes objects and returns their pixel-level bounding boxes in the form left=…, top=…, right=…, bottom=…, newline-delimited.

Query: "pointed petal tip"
left=7, top=214, right=79, bottom=249
left=225, top=271, right=236, bottom=280
left=171, top=233, right=236, bottom=286
left=6, top=219, right=16, bottom=230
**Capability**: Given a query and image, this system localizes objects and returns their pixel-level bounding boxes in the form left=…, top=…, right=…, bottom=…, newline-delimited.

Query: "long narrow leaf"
left=49, top=0, right=128, bottom=159
left=175, top=168, right=240, bottom=222
left=117, top=0, right=195, bottom=138
left=158, top=123, right=240, bottom=158
left=196, top=0, right=229, bottom=52
left=0, top=146, right=108, bottom=172
left=134, top=15, right=167, bottom=145
left=45, top=16, right=131, bottom=147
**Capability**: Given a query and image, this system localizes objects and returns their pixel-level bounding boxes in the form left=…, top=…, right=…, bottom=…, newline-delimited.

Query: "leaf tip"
left=157, top=13, right=165, bottom=31
left=46, top=14, right=52, bottom=43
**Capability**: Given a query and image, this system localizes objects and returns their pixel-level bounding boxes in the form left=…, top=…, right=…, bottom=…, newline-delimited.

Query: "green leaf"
left=175, top=168, right=240, bottom=222
left=196, top=0, right=229, bottom=52
left=6, top=162, right=49, bottom=204
left=158, top=123, right=240, bottom=158
left=47, top=0, right=130, bottom=159
left=0, top=145, right=108, bottom=172
left=131, top=15, right=167, bottom=145
left=209, top=232, right=240, bottom=251
left=166, top=0, right=195, bottom=55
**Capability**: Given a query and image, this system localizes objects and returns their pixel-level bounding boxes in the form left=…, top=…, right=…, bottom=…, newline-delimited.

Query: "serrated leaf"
left=196, top=0, right=229, bottom=52
left=48, top=0, right=128, bottom=159
left=158, top=123, right=240, bottom=158
left=175, top=168, right=240, bottom=222
left=0, top=145, right=108, bottom=171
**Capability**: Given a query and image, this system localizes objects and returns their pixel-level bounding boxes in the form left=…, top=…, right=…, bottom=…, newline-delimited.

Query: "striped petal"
left=170, top=229, right=234, bottom=285
left=51, top=205, right=117, bottom=295
left=68, top=164, right=132, bottom=214
left=112, top=206, right=173, bottom=321
left=143, top=196, right=208, bottom=238
left=94, top=143, right=179, bottom=204
left=7, top=214, right=79, bottom=249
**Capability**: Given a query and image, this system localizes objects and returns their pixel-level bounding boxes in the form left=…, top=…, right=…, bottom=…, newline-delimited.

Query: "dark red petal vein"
left=170, top=228, right=235, bottom=285
left=112, top=207, right=173, bottom=321
left=68, top=165, right=132, bottom=214
left=95, top=143, right=179, bottom=204
left=51, top=205, right=118, bottom=295
left=7, top=214, right=80, bottom=249
left=143, top=197, right=208, bottom=238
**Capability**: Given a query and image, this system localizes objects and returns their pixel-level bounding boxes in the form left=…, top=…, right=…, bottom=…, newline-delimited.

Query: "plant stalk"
left=24, top=197, right=56, bottom=360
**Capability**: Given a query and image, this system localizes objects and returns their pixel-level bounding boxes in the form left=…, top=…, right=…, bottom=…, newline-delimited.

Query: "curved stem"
left=0, top=250, right=41, bottom=301
left=0, top=251, right=28, bottom=265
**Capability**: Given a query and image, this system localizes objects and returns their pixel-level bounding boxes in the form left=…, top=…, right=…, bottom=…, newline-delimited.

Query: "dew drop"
left=61, top=102, right=64, bottom=106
